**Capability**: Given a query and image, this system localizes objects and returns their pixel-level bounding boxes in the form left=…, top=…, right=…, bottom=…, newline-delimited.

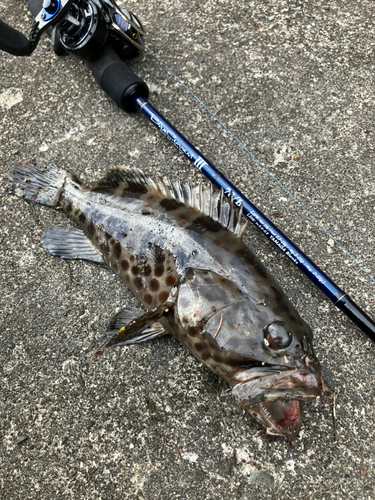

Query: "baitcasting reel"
left=51, top=0, right=145, bottom=60
left=0, top=0, right=145, bottom=60
left=0, top=0, right=150, bottom=111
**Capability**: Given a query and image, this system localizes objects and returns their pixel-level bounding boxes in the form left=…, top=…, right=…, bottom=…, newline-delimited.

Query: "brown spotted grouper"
left=8, top=162, right=323, bottom=440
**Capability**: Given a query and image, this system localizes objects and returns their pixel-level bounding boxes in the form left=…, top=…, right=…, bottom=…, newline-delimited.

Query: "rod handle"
left=0, top=20, right=31, bottom=56
left=89, top=47, right=149, bottom=112
left=338, top=296, right=375, bottom=343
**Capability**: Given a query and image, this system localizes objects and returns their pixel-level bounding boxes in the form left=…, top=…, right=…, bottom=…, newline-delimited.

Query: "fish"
left=8, top=161, right=323, bottom=441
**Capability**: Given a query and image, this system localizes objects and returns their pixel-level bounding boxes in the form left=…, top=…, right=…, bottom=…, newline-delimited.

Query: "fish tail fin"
left=7, top=161, right=71, bottom=207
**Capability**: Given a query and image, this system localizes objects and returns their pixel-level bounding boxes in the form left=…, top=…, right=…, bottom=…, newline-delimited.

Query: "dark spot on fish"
left=150, top=278, right=159, bottom=291
left=65, top=202, right=72, bottom=213
left=74, top=208, right=80, bottom=217
left=121, top=183, right=148, bottom=196
left=236, top=248, right=255, bottom=266
left=110, top=238, right=115, bottom=246
left=153, top=245, right=165, bottom=264
left=79, top=213, right=86, bottom=224
left=194, top=342, right=205, bottom=353
left=254, top=265, right=268, bottom=279
left=166, top=275, right=176, bottom=287
left=121, top=259, right=129, bottom=271
left=201, top=352, right=211, bottom=361
left=113, top=243, right=122, bottom=259
left=130, top=255, right=135, bottom=262
left=277, top=303, right=291, bottom=315
left=134, top=277, right=144, bottom=290
left=91, top=186, right=116, bottom=195
left=159, top=198, right=184, bottom=211
left=131, top=265, right=139, bottom=275
left=213, top=352, right=223, bottom=363
left=144, top=293, right=153, bottom=305
left=155, top=265, right=164, bottom=277
left=87, top=221, right=95, bottom=237
left=179, top=214, right=188, bottom=220
left=143, top=264, right=152, bottom=277
left=159, top=291, right=169, bottom=302
left=187, top=326, right=201, bottom=338
left=187, top=216, right=222, bottom=234
left=225, top=354, right=252, bottom=367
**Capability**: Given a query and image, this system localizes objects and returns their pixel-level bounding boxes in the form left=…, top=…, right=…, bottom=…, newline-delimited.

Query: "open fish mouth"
left=232, top=367, right=322, bottom=438
left=251, top=400, right=302, bottom=438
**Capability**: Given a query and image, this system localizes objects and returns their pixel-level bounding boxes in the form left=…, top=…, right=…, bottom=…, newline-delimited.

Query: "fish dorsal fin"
left=91, top=167, right=150, bottom=193
left=162, top=178, right=247, bottom=238
left=92, top=167, right=247, bottom=238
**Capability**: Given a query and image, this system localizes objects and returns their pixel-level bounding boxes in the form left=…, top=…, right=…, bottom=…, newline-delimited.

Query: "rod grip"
left=338, top=297, right=375, bottom=343
left=89, top=47, right=149, bottom=112
left=0, top=20, right=31, bottom=56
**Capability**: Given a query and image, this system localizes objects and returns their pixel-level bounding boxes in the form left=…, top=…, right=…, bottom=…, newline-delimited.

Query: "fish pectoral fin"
left=105, top=306, right=167, bottom=345
left=42, top=226, right=104, bottom=264
left=93, top=300, right=173, bottom=358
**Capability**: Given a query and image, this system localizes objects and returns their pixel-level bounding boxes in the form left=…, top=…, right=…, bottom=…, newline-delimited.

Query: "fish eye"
left=263, top=321, right=292, bottom=349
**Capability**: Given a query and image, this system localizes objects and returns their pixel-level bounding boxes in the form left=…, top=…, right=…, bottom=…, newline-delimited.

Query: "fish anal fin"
left=42, top=226, right=104, bottom=263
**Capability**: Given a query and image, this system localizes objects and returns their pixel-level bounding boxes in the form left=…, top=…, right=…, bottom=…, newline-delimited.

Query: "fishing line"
left=142, top=42, right=375, bottom=285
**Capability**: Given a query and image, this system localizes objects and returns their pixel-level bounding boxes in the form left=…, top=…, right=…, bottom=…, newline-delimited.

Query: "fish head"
left=175, top=268, right=323, bottom=440
left=229, top=314, right=322, bottom=440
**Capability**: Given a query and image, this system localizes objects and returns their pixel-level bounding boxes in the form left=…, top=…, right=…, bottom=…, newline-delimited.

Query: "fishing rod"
left=1, top=0, right=374, bottom=343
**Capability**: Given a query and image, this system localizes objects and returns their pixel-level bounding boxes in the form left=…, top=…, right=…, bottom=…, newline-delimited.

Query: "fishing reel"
left=0, top=0, right=149, bottom=111
left=0, top=0, right=145, bottom=60
left=51, top=0, right=145, bottom=60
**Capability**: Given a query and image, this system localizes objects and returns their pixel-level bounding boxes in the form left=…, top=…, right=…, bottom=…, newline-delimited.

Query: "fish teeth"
left=259, top=401, right=277, bottom=428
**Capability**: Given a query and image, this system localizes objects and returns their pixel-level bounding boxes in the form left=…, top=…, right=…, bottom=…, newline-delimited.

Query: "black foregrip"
left=0, top=20, right=31, bottom=56
left=338, top=296, right=375, bottom=343
left=89, top=47, right=149, bottom=112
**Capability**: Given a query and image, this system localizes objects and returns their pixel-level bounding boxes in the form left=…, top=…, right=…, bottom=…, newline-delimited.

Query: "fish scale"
left=8, top=161, right=324, bottom=440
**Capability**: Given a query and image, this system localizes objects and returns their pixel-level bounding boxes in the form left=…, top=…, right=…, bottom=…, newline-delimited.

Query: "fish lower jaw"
left=251, top=400, right=302, bottom=439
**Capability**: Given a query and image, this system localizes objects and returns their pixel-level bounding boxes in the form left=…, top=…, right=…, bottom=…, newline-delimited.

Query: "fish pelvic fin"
left=105, top=306, right=167, bottom=346
left=91, top=166, right=247, bottom=238
left=93, top=300, right=173, bottom=359
left=7, top=162, right=73, bottom=207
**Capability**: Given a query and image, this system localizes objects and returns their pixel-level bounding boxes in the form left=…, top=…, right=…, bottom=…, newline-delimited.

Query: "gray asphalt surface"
left=1, top=0, right=374, bottom=498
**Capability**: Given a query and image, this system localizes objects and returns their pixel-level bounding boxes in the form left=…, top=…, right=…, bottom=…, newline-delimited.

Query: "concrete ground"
left=0, top=0, right=374, bottom=498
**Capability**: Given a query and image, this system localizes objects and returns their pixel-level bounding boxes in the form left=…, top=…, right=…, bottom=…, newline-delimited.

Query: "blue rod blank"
left=132, top=91, right=375, bottom=343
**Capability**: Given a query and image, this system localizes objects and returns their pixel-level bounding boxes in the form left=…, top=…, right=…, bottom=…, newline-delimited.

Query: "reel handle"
left=0, top=20, right=31, bottom=56
left=89, top=47, right=149, bottom=112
